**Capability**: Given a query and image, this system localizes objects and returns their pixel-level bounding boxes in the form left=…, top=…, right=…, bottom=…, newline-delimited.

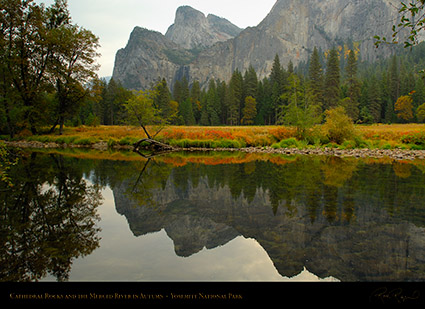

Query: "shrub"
left=323, top=107, right=357, bottom=144
left=278, top=138, right=298, bottom=148
left=341, top=140, right=356, bottom=149
left=409, top=144, right=424, bottom=150
left=401, top=131, right=425, bottom=147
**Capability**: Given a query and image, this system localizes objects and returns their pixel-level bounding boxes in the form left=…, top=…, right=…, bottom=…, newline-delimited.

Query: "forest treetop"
left=0, top=0, right=99, bottom=137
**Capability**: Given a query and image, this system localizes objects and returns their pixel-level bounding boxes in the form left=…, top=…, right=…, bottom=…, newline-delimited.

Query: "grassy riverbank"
left=3, top=124, right=425, bottom=151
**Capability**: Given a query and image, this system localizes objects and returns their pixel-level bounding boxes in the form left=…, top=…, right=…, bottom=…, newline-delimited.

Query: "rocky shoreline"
left=4, top=139, right=425, bottom=161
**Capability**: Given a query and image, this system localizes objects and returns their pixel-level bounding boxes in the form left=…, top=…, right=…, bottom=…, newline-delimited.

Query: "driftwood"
left=133, top=138, right=175, bottom=152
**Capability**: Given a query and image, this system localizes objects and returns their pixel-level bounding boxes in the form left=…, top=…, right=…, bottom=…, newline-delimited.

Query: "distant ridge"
left=113, top=0, right=403, bottom=90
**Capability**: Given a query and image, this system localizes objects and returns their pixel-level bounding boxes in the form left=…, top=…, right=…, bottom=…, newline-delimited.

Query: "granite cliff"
left=165, top=6, right=243, bottom=49
left=113, top=0, right=403, bottom=90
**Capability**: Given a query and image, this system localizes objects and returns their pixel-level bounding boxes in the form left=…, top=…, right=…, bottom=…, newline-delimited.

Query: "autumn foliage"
left=395, top=95, right=414, bottom=122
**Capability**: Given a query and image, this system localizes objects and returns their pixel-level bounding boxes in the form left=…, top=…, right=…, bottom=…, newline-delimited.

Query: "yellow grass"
left=20, top=123, right=425, bottom=149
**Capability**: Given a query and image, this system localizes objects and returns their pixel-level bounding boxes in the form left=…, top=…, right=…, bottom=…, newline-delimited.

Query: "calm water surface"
left=2, top=149, right=425, bottom=282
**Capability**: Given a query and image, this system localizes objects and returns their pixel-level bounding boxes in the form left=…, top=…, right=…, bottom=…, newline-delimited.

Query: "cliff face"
left=165, top=6, right=242, bottom=49
left=113, top=0, right=402, bottom=90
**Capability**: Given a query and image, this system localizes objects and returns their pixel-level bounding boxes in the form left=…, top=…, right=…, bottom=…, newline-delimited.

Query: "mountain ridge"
left=165, top=6, right=243, bottom=49
left=112, top=0, right=403, bottom=90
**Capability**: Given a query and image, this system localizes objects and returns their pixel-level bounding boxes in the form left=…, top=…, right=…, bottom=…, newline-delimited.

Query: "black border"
left=2, top=282, right=425, bottom=306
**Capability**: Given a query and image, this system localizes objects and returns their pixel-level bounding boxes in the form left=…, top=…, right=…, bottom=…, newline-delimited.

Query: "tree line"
left=82, top=43, right=425, bottom=136
left=2, top=0, right=425, bottom=140
left=126, top=44, right=425, bottom=131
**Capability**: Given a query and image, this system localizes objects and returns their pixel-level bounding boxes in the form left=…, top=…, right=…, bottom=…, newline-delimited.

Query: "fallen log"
left=133, top=138, right=175, bottom=151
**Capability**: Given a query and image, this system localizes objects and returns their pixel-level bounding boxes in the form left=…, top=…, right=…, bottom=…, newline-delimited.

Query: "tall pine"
left=343, top=50, right=361, bottom=120
left=308, top=47, right=324, bottom=110
left=324, top=48, right=341, bottom=111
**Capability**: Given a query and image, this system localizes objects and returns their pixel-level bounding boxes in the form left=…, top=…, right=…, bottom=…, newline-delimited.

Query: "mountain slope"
left=113, top=0, right=402, bottom=90
left=165, top=6, right=242, bottom=49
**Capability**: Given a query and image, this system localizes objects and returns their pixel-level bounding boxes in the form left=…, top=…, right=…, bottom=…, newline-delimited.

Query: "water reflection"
left=111, top=151, right=425, bottom=282
left=0, top=152, right=102, bottom=282
left=2, top=150, right=425, bottom=282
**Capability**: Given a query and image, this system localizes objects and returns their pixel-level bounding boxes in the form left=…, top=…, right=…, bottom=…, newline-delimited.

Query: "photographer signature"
left=370, top=287, right=421, bottom=304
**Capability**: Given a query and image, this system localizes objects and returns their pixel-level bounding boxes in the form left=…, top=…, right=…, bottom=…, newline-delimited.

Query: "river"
left=1, top=149, right=425, bottom=282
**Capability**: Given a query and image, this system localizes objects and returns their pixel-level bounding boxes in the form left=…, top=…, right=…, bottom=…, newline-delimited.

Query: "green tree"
left=416, top=103, right=425, bottom=122
left=279, top=74, right=321, bottom=139
left=394, top=95, right=414, bottom=122
left=323, top=106, right=357, bottom=144
left=368, top=75, right=383, bottom=123
left=154, top=78, right=178, bottom=124
left=270, top=54, right=287, bottom=123
left=48, top=0, right=99, bottom=134
left=0, top=0, right=99, bottom=135
left=308, top=47, right=324, bottom=110
left=389, top=55, right=401, bottom=104
left=0, top=0, right=53, bottom=134
left=343, top=50, right=361, bottom=121
left=241, top=96, right=257, bottom=125
left=190, top=80, right=201, bottom=123
left=324, top=48, right=341, bottom=111
left=226, top=70, right=244, bottom=125
left=124, top=86, right=170, bottom=140
left=243, top=65, right=259, bottom=99
left=179, top=99, right=196, bottom=125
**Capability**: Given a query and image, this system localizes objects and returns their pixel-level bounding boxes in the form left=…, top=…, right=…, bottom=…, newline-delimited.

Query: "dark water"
left=1, top=149, right=425, bottom=282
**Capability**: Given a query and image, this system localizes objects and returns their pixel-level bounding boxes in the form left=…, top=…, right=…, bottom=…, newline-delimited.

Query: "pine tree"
left=368, top=75, right=382, bottom=123
left=242, top=96, right=257, bottom=125
left=226, top=70, right=244, bottom=125
left=308, top=47, right=324, bottom=109
left=154, top=78, right=175, bottom=121
left=344, top=50, right=361, bottom=120
left=243, top=65, right=259, bottom=99
left=270, top=54, right=286, bottom=123
left=206, top=79, right=221, bottom=126
left=190, top=80, right=201, bottom=123
left=324, top=48, right=341, bottom=111
left=389, top=55, right=400, bottom=103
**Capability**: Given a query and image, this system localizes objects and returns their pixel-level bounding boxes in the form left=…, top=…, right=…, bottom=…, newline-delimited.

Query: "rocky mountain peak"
left=165, top=5, right=242, bottom=49
left=113, top=0, right=405, bottom=90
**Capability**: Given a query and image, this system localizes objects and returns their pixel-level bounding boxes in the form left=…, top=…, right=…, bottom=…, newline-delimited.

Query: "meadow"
left=11, top=123, right=425, bottom=151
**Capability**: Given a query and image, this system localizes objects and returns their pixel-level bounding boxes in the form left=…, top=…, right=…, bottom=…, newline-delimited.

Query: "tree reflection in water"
left=0, top=152, right=102, bottom=282
left=2, top=149, right=425, bottom=282
left=111, top=151, right=425, bottom=281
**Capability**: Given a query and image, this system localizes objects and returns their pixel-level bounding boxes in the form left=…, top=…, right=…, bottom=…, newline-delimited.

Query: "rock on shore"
left=3, top=140, right=425, bottom=161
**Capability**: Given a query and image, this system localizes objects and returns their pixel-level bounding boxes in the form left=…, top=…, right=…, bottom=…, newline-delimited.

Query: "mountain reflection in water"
left=1, top=150, right=425, bottom=282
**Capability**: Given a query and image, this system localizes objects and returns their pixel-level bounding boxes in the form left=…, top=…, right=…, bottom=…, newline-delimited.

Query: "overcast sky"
left=35, top=0, right=277, bottom=77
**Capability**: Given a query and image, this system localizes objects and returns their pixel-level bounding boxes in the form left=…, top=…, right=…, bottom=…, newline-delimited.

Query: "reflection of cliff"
left=111, top=157, right=425, bottom=282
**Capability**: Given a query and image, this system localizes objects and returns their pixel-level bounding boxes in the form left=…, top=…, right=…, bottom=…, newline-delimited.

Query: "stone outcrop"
left=165, top=6, right=242, bottom=49
left=114, top=0, right=403, bottom=89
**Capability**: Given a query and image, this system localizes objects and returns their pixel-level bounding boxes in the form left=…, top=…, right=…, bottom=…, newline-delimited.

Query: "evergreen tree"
left=389, top=55, right=400, bottom=103
left=324, top=48, right=341, bottom=111
left=308, top=47, right=324, bottom=109
left=368, top=75, right=382, bottom=123
left=243, top=65, right=258, bottom=99
left=179, top=99, right=196, bottom=125
left=343, top=50, right=361, bottom=121
left=206, top=79, right=221, bottom=126
left=154, top=78, right=177, bottom=122
left=242, top=96, right=257, bottom=125
left=226, top=70, right=244, bottom=125
left=190, top=80, right=201, bottom=123
left=270, top=54, right=286, bottom=123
